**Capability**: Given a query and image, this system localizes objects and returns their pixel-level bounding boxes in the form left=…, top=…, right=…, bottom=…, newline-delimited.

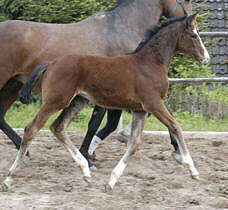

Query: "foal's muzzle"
left=199, top=56, right=210, bottom=65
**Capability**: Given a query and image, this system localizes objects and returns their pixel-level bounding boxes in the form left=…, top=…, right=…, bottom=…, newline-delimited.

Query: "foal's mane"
left=127, top=16, right=187, bottom=54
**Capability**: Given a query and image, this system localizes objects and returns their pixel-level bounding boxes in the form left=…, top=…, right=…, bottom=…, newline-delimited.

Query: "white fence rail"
left=169, top=77, right=228, bottom=83
left=199, top=32, right=228, bottom=37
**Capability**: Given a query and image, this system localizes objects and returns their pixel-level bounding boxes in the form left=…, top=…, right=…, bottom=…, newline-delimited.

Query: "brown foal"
left=1, top=14, right=210, bottom=191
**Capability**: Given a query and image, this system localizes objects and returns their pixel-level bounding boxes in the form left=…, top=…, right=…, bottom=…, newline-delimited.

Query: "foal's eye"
left=191, top=33, right=197, bottom=39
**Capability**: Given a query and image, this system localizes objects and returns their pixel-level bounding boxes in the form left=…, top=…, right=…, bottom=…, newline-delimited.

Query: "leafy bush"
left=0, top=0, right=116, bottom=23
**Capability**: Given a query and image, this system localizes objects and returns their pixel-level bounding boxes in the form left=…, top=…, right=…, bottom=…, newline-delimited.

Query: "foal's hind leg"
left=50, top=96, right=92, bottom=184
left=144, top=99, right=199, bottom=180
left=106, top=111, right=146, bottom=191
left=0, top=104, right=57, bottom=191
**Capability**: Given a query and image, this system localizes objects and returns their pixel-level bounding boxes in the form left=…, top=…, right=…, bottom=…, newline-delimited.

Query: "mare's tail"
left=19, top=62, right=48, bottom=104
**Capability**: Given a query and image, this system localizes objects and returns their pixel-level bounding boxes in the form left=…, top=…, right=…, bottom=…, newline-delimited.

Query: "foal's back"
left=41, top=50, right=169, bottom=111
left=41, top=54, right=145, bottom=110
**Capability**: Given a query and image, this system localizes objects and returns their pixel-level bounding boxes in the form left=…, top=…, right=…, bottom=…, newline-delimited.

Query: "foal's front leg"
left=106, top=111, right=147, bottom=191
left=144, top=99, right=199, bottom=180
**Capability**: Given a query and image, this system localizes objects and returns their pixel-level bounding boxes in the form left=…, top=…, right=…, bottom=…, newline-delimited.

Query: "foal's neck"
left=136, top=27, right=181, bottom=68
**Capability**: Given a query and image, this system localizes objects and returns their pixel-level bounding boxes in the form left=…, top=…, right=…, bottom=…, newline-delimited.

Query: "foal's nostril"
left=200, top=57, right=210, bottom=65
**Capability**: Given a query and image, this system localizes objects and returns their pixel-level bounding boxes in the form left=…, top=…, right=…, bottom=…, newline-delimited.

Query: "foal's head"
left=177, top=14, right=210, bottom=64
left=127, top=14, right=210, bottom=66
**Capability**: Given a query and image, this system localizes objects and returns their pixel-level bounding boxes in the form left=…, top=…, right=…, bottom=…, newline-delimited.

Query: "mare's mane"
left=107, top=0, right=191, bottom=12
left=106, top=0, right=127, bottom=12
left=127, top=16, right=187, bottom=54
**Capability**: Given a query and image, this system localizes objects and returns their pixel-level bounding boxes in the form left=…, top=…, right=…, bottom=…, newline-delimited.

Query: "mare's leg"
left=144, top=99, right=199, bottom=179
left=79, top=105, right=106, bottom=160
left=106, top=111, right=147, bottom=191
left=88, top=109, right=122, bottom=157
left=50, top=96, right=92, bottom=183
left=0, top=103, right=58, bottom=191
left=0, top=78, right=24, bottom=151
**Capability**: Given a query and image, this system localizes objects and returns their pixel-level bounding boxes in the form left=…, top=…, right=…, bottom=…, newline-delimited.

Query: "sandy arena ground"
left=0, top=129, right=227, bottom=210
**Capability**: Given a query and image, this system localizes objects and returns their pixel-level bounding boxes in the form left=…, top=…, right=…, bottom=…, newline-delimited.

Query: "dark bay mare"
left=0, top=0, right=192, bottom=158
left=1, top=14, right=210, bottom=191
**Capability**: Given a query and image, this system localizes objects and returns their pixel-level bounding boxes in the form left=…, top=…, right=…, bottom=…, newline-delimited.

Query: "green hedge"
left=0, top=0, right=116, bottom=23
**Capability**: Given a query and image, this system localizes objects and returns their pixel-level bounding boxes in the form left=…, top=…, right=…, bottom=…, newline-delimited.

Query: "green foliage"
left=0, top=0, right=116, bottom=23
left=5, top=102, right=228, bottom=132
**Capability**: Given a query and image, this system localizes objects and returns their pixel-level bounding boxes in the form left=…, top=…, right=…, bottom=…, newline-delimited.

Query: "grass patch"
left=5, top=102, right=228, bottom=132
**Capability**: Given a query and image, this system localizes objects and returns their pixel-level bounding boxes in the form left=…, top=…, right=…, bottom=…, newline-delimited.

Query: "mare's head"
left=164, top=0, right=193, bottom=17
left=177, top=14, right=210, bottom=64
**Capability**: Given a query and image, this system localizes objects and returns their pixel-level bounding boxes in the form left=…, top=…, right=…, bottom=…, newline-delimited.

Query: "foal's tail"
left=19, top=62, right=48, bottom=104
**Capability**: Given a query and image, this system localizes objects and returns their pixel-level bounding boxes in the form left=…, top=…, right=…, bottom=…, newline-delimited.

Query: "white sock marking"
left=88, top=136, right=102, bottom=155
left=66, top=145, right=91, bottom=178
left=109, top=159, right=127, bottom=189
left=183, top=153, right=199, bottom=176
left=173, top=133, right=199, bottom=176
left=75, top=150, right=91, bottom=178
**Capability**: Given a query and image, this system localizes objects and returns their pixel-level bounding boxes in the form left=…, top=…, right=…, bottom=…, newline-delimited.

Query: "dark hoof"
left=116, top=133, right=129, bottom=144
left=0, top=183, right=9, bottom=192
left=90, top=165, right=97, bottom=171
left=88, top=153, right=99, bottom=162
left=23, top=155, right=30, bottom=165
left=26, top=151, right=30, bottom=157
left=83, top=176, right=92, bottom=187
left=19, top=94, right=30, bottom=105
left=87, top=159, right=97, bottom=171
left=172, top=151, right=184, bottom=164
left=105, top=184, right=113, bottom=193
left=191, top=175, right=206, bottom=183
left=192, top=174, right=200, bottom=181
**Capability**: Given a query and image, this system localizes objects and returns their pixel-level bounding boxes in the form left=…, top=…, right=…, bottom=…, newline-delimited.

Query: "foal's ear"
left=186, top=13, right=198, bottom=26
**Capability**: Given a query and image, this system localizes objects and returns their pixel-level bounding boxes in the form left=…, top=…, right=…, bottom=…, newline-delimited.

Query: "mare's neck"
left=105, top=0, right=163, bottom=46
